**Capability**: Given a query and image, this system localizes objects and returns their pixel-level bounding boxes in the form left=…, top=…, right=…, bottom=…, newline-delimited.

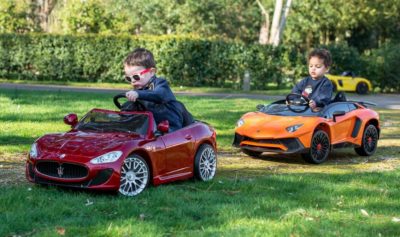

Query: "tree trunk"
left=269, top=0, right=283, bottom=44
left=272, top=0, right=292, bottom=46
left=37, top=0, right=58, bottom=32
left=256, top=0, right=270, bottom=45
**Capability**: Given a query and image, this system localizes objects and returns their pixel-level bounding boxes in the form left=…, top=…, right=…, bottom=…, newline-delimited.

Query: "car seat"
left=175, top=101, right=194, bottom=127
left=331, top=91, right=347, bottom=103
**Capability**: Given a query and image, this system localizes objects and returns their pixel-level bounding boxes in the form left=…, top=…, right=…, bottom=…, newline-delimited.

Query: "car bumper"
left=26, top=159, right=121, bottom=190
left=232, top=133, right=306, bottom=154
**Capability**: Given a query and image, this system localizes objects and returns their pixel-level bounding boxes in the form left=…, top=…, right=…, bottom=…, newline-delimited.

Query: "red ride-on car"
left=26, top=94, right=217, bottom=196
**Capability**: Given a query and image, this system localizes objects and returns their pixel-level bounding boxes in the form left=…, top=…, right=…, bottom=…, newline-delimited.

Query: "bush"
left=1, top=33, right=393, bottom=92
left=0, top=33, right=282, bottom=89
left=363, top=42, right=400, bottom=92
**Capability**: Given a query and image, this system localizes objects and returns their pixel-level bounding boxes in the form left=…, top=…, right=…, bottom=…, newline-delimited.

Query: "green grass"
left=1, top=88, right=400, bottom=236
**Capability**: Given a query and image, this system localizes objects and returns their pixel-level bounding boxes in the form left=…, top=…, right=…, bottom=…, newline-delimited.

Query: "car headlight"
left=90, top=151, right=123, bottom=164
left=236, top=118, right=245, bottom=128
left=286, top=124, right=303, bottom=133
left=30, top=143, right=38, bottom=159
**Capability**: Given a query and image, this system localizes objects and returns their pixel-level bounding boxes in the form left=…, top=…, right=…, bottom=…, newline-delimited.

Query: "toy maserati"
left=233, top=93, right=380, bottom=164
left=26, top=94, right=217, bottom=196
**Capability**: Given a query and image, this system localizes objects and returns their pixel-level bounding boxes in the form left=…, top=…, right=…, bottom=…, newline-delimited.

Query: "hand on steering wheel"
left=286, top=93, right=310, bottom=113
left=113, top=93, right=147, bottom=111
left=286, top=93, right=310, bottom=106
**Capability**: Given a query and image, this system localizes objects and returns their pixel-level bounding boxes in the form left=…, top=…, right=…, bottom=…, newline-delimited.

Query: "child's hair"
left=308, top=48, right=332, bottom=68
left=124, top=48, right=156, bottom=68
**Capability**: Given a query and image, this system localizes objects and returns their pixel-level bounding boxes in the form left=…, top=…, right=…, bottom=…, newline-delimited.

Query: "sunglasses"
left=125, top=68, right=152, bottom=82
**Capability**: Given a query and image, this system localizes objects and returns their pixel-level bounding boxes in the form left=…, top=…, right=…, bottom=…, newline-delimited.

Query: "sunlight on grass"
left=1, top=88, right=400, bottom=236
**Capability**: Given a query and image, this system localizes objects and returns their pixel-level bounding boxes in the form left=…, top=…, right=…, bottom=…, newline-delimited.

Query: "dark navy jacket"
left=135, top=76, right=183, bottom=131
left=292, top=76, right=333, bottom=107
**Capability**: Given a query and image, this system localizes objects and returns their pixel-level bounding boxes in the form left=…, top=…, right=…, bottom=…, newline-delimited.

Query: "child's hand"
left=126, top=90, right=138, bottom=101
left=309, top=100, right=316, bottom=109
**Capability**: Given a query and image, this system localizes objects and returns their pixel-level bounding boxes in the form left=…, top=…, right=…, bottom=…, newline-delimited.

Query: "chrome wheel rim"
left=119, top=156, right=149, bottom=196
left=199, top=147, right=216, bottom=181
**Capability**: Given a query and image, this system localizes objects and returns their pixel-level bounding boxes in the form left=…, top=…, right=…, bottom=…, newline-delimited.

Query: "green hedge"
left=0, top=33, right=282, bottom=89
left=1, top=33, right=396, bottom=92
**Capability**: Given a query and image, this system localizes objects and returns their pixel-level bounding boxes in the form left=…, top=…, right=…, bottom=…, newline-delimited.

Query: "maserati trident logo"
left=57, top=165, right=64, bottom=177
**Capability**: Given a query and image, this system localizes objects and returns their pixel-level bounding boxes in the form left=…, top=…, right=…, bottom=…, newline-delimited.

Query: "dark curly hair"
left=124, top=48, right=156, bottom=68
left=308, top=48, right=332, bottom=68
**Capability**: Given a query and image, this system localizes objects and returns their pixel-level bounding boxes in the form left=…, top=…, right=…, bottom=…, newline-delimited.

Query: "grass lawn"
left=1, top=88, right=399, bottom=236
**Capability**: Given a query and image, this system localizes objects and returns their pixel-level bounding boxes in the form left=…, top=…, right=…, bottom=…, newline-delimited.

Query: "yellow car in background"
left=326, top=72, right=373, bottom=94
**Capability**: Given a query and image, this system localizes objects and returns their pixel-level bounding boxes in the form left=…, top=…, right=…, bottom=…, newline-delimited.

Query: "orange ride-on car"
left=233, top=93, right=380, bottom=164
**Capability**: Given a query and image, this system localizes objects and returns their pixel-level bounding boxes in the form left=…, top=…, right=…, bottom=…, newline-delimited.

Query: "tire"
left=301, top=130, right=330, bottom=164
left=355, top=124, right=378, bottom=156
left=194, top=144, right=217, bottom=181
left=356, top=82, right=368, bottom=94
left=241, top=148, right=262, bottom=158
left=119, top=155, right=150, bottom=196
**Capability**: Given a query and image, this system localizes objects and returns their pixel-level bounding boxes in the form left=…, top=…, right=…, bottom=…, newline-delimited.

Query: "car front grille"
left=36, top=161, right=88, bottom=179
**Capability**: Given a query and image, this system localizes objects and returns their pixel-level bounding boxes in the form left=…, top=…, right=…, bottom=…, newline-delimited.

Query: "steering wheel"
left=113, top=93, right=147, bottom=111
left=286, top=93, right=310, bottom=113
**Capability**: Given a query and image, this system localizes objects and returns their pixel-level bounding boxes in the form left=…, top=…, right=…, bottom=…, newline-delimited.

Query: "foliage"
left=362, top=42, right=400, bottom=92
left=0, top=33, right=397, bottom=91
left=0, top=0, right=35, bottom=33
left=0, top=33, right=282, bottom=89
left=1, top=0, right=399, bottom=54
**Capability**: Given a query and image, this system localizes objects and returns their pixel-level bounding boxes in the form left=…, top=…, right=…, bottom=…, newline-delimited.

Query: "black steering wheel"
left=286, top=93, right=310, bottom=113
left=113, top=93, right=147, bottom=111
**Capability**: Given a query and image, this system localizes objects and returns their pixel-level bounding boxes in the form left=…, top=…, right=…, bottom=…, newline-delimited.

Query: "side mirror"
left=64, top=113, right=78, bottom=127
left=256, top=104, right=265, bottom=110
left=332, top=111, right=345, bottom=122
left=157, top=120, right=169, bottom=134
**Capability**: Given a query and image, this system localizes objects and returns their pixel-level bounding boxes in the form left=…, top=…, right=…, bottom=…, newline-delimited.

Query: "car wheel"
left=194, top=144, right=217, bottom=181
left=355, top=124, right=378, bottom=156
left=356, top=82, right=368, bottom=94
left=302, top=130, right=330, bottom=164
left=119, top=155, right=150, bottom=196
left=241, top=148, right=262, bottom=158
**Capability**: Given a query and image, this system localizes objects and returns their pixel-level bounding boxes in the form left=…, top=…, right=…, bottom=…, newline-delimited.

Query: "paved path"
left=1, top=82, right=399, bottom=109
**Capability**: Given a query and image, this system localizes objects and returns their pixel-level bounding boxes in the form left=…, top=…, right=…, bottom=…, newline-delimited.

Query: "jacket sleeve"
left=292, top=78, right=306, bottom=94
left=136, top=80, right=170, bottom=103
left=313, top=80, right=333, bottom=106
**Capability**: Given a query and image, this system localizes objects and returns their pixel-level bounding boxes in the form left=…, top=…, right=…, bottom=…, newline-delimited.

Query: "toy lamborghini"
left=26, top=94, right=217, bottom=196
left=233, top=93, right=380, bottom=164
left=326, top=72, right=372, bottom=94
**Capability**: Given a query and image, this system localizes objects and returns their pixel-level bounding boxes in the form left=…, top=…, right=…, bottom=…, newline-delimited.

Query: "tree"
left=256, top=0, right=292, bottom=46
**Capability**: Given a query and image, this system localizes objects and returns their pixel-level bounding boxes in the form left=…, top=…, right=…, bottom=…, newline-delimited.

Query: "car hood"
left=237, top=112, right=317, bottom=138
left=36, top=131, right=142, bottom=158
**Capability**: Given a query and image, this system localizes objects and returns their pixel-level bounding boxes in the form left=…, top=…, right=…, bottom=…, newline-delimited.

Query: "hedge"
left=1, top=33, right=396, bottom=92
left=0, top=33, right=282, bottom=89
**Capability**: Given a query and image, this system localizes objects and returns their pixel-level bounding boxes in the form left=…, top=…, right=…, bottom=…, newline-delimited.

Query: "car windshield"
left=261, top=103, right=322, bottom=117
left=76, top=110, right=149, bottom=135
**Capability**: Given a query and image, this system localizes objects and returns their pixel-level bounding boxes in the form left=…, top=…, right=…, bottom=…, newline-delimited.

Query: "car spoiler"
left=349, top=101, right=377, bottom=107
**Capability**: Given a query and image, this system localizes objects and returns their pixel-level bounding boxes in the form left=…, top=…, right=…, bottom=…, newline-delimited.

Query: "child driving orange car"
left=292, top=48, right=334, bottom=109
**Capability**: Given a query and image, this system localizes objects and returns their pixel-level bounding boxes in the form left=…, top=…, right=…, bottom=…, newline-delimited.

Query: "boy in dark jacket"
left=292, top=48, right=334, bottom=109
left=124, top=48, right=183, bottom=132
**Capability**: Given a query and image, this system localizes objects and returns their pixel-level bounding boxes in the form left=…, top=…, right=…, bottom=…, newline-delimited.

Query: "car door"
left=159, top=128, right=195, bottom=179
left=325, top=103, right=353, bottom=143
